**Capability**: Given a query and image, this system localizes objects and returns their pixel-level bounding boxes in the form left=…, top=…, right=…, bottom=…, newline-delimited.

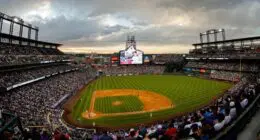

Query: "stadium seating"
left=103, top=65, right=165, bottom=75
left=1, top=58, right=259, bottom=139
left=0, top=55, right=70, bottom=66
left=0, top=64, right=76, bottom=88
left=0, top=44, right=260, bottom=139
left=0, top=44, right=63, bottom=55
left=185, top=61, right=259, bottom=72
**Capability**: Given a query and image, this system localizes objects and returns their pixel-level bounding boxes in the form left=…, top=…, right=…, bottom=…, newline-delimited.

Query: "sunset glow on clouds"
left=0, top=0, right=260, bottom=53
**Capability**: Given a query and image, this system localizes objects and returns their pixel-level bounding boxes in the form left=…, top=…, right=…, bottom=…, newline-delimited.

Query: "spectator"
left=100, top=131, right=113, bottom=140
left=213, top=113, right=225, bottom=131
left=229, top=101, right=237, bottom=119
left=164, top=123, right=177, bottom=139
left=240, top=94, right=248, bottom=109
left=224, top=109, right=231, bottom=125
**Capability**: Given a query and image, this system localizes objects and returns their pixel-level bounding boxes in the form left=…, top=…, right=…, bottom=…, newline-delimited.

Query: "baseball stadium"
left=1, top=1, right=260, bottom=140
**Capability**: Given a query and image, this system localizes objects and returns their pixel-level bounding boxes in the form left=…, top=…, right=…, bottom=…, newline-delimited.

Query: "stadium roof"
left=0, top=33, right=62, bottom=47
left=193, top=36, right=260, bottom=46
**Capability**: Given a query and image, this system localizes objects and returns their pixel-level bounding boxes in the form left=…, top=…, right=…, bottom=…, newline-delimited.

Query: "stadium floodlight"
left=13, top=17, right=19, bottom=22
left=12, top=17, right=23, bottom=23
left=13, top=18, right=20, bottom=22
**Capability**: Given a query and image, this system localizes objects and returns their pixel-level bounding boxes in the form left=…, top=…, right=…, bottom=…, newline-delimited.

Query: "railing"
left=213, top=93, right=260, bottom=140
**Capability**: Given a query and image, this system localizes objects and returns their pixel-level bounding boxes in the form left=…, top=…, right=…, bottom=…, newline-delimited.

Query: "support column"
left=19, top=22, right=23, bottom=46
left=35, top=29, right=38, bottom=47
left=28, top=27, right=31, bottom=39
left=9, top=21, right=14, bottom=44
left=222, top=29, right=226, bottom=41
left=214, top=31, right=217, bottom=42
left=28, top=27, right=32, bottom=46
left=9, top=21, right=14, bottom=35
left=0, top=18, right=3, bottom=43
left=35, top=29, right=38, bottom=40
left=19, top=23, right=23, bottom=37
left=200, top=33, right=203, bottom=44
left=214, top=30, right=217, bottom=47
left=0, top=18, right=3, bottom=33
left=222, top=29, right=226, bottom=46
left=206, top=31, right=210, bottom=47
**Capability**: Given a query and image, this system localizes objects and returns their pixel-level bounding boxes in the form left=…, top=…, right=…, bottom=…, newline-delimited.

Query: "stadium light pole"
left=19, top=19, right=24, bottom=38
left=35, top=27, right=39, bottom=41
left=239, top=55, right=242, bottom=80
left=27, top=24, right=32, bottom=46
left=0, top=13, right=3, bottom=43
left=0, top=14, right=3, bottom=33
left=28, top=24, right=32, bottom=39
left=9, top=20, right=14, bottom=35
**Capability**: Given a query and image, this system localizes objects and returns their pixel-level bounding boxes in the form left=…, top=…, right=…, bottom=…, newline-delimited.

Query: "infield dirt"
left=82, top=89, right=174, bottom=119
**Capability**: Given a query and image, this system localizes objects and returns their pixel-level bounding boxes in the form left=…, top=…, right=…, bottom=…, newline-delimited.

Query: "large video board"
left=119, top=46, right=143, bottom=65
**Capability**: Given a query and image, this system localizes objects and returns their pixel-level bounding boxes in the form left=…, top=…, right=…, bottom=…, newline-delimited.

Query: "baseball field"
left=63, top=75, right=232, bottom=128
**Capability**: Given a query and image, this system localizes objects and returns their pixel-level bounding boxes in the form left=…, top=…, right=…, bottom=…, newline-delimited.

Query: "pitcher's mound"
left=112, top=101, right=122, bottom=106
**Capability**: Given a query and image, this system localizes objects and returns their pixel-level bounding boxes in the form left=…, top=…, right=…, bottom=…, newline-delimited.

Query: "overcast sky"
left=1, top=0, right=260, bottom=54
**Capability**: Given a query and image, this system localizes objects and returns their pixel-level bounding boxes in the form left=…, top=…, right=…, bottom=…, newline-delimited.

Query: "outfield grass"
left=69, top=75, right=233, bottom=127
left=94, top=95, right=143, bottom=113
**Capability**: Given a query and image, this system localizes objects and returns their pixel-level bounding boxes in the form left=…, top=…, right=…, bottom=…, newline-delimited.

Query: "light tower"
left=200, top=29, right=226, bottom=47
left=0, top=12, right=39, bottom=45
left=125, top=34, right=136, bottom=49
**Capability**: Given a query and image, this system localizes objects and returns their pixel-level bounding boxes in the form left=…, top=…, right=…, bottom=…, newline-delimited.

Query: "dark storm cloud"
left=1, top=0, right=260, bottom=53
left=31, top=16, right=128, bottom=43
left=156, top=0, right=246, bottom=10
left=33, top=16, right=101, bottom=42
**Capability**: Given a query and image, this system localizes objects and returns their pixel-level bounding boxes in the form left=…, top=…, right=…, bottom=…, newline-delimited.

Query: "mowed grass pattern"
left=94, top=95, right=144, bottom=113
left=70, top=75, right=233, bottom=127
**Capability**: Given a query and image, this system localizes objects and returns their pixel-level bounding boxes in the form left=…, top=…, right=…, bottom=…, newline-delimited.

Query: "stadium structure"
left=0, top=12, right=260, bottom=140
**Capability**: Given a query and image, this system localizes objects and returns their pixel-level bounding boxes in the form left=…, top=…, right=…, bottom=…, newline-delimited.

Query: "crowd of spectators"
left=0, top=55, right=70, bottom=66
left=0, top=44, right=63, bottom=55
left=188, top=47, right=260, bottom=59
left=210, top=71, right=241, bottom=82
left=0, top=71, right=93, bottom=139
left=0, top=71, right=88, bottom=126
left=153, top=54, right=184, bottom=64
left=0, top=64, right=76, bottom=88
left=3, top=76, right=255, bottom=140
left=185, top=61, right=259, bottom=72
left=0, top=44, right=42, bottom=55
left=102, top=65, right=165, bottom=75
